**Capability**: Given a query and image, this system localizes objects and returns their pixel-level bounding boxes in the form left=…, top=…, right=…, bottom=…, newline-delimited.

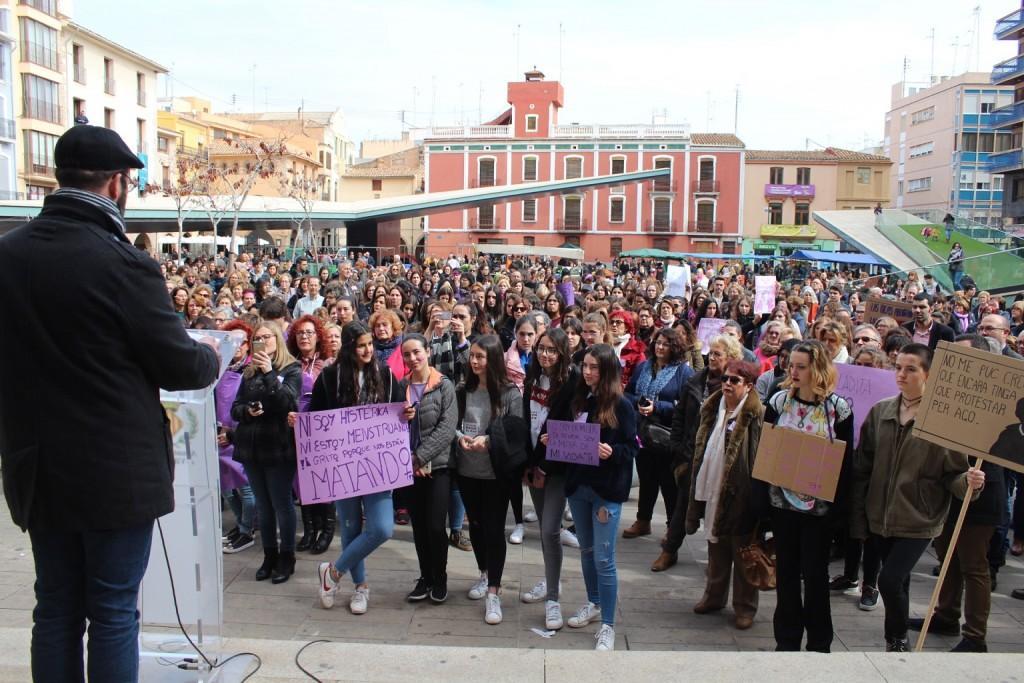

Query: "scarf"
left=694, top=394, right=746, bottom=543
left=374, top=335, right=401, bottom=364
left=635, top=361, right=679, bottom=402
left=613, top=333, right=630, bottom=357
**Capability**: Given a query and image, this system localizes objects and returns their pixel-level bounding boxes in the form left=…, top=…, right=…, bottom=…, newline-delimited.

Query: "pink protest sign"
left=557, top=282, right=576, bottom=307
left=835, top=363, right=898, bottom=448
left=546, top=419, right=601, bottom=466
left=293, top=402, right=413, bottom=504
left=696, top=318, right=726, bottom=350
left=754, top=276, right=777, bottom=315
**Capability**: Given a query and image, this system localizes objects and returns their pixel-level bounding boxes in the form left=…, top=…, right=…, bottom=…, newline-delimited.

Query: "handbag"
left=738, top=525, right=776, bottom=591
left=639, top=417, right=672, bottom=453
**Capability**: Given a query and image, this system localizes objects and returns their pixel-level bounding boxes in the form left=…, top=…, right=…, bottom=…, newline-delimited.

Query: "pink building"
left=421, top=70, right=745, bottom=261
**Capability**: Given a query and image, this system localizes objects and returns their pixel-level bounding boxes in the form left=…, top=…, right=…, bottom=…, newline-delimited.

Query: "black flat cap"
left=55, top=125, right=144, bottom=171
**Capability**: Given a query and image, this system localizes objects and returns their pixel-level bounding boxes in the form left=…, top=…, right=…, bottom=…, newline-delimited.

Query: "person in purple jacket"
left=217, top=320, right=257, bottom=553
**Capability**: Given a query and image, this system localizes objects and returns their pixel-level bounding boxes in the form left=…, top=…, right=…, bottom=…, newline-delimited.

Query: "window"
left=157, top=136, right=168, bottom=153
left=136, top=119, right=145, bottom=154
left=993, top=175, right=1004, bottom=191
left=21, top=0, right=57, bottom=15
left=653, top=157, right=671, bottom=190
left=524, top=236, right=535, bottom=246
left=796, top=167, right=811, bottom=184
left=26, top=184, right=52, bottom=199
left=910, top=106, right=935, bottom=125
left=769, top=167, right=784, bottom=184
left=563, top=196, right=582, bottom=228
left=652, top=198, right=671, bottom=230
left=856, top=167, right=871, bottom=184
left=609, top=196, right=625, bottom=223
left=897, top=180, right=904, bottom=195
left=104, top=58, right=115, bottom=95
left=768, top=201, right=783, bottom=224
left=136, top=72, right=145, bottom=107
left=22, top=74, right=59, bottom=123
left=72, top=44, right=85, bottom=83
left=564, top=156, right=583, bottom=179
left=522, top=198, right=537, bottom=222
left=525, top=114, right=538, bottom=132
left=652, top=237, right=669, bottom=251
left=907, top=177, right=932, bottom=192
left=20, top=18, right=57, bottom=71
left=478, top=157, right=496, bottom=187
left=564, top=235, right=581, bottom=247
left=25, top=130, right=57, bottom=174
left=996, top=133, right=1014, bottom=152
left=611, top=156, right=625, bottom=174
left=610, top=237, right=622, bottom=257
left=795, top=203, right=810, bottom=226
left=909, top=141, right=934, bottom=158
left=371, top=178, right=382, bottom=191
left=699, top=158, right=715, bottom=181
left=523, top=155, right=538, bottom=181
left=478, top=204, right=495, bottom=228
left=104, top=107, right=114, bottom=129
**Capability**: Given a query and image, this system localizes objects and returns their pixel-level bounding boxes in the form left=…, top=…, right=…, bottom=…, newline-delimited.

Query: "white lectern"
left=138, top=331, right=244, bottom=682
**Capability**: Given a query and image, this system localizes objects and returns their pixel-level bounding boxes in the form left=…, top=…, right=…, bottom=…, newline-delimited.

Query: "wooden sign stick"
left=913, top=456, right=981, bottom=653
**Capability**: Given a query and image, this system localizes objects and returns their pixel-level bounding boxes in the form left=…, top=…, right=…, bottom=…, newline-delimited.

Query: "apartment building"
left=991, top=4, right=1024, bottom=228
left=340, top=145, right=423, bottom=255
left=0, top=3, right=17, bottom=199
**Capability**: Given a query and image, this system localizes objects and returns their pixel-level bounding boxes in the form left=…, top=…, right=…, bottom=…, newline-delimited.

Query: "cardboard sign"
left=913, top=341, right=1024, bottom=474
left=665, top=264, right=690, bottom=298
left=696, top=318, right=726, bottom=351
left=752, top=425, right=847, bottom=502
left=835, top=364, right=899, bottom=448
left=863, top=296, right=913, bottom=325
left=293, top=402, right=413, bottom=504
left=754, top=276, right=777, bottom=315
left=546, top=419, right=601, bottom=466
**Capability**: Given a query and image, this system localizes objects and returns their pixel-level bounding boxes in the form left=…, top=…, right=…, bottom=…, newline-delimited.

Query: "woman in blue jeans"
left=563, top=343, right=638, bottom=651
left=313, top=321, right=406, bottom=614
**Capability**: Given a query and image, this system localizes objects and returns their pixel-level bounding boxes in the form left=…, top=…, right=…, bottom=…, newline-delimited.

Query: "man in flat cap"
left=0, top=126, right=219, bottom=681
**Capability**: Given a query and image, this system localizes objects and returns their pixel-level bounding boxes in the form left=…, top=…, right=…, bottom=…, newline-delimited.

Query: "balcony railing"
left=468, top=218, right=500, bottom=230
left=989, top=148, right=1024, bottom=173
left=555, top=123, right=690, bottom=139
left=424, top=125, right=513, bottom=139
left=555, top=218, right=588, bottom=232
left=104, top=77, right=115, bottom=95
left=646, top=220, right=675, bottom=233
left=178, top=146, right=209, bottom=160
left=23, top=97, right=62, bottom=124
left=469, top=177, right=502, bottom=188
left=692, top=179, right=720, bottom=193
left=992, top=55, right=1024, bottom=85
left=991, top=99, right=1024, bottom=129
left=21, top=43, right=62, bottom=72
left=688, top=219, right=723, bottom=233
left=995, top=8, right=1024, bottom=40
left=649, top=178, right=676, bottom=192
left=25, top=152, right=55, bottom=177
left=137, top=88, right=146, bottom=107
left=73, top=63, right=86, bottom=84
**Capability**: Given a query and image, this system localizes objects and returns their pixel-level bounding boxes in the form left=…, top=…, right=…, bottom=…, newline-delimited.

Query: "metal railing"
left=995, top=8, right=1024, bottom=40
left=24, top=151, right=54, bottom=177
left=692, top=179, right=720, bottom=193
left=104, top=77, right=115, bottom=95
left=992, top=55, right=1024, bottom=85
left=650, top=178, right=675, bottom=192
left=990, top=99, right=1024, bottom=129
left=469, top=177, right=501, bottom=188
left=646, top=220, right=675, bottom=232
left=137, top=88, right=146, bottom=107
left=23, top=97, right=62, bottom=124
left=555, top=218, right=588, bottom=232
left=73, top=63, right=86, bottom=84
left=688, top=219, right=722, bottom=233
left=21, top=43, right=62, bottom=72
left=989, top=148, right=1023, bottom=173
left=468, top=218, right=500, bottom=230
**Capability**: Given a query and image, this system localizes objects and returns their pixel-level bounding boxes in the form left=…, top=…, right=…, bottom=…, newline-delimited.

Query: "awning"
left=790, top=249, right=888, bottom=266
left=471, top=244, right=585, bottom=261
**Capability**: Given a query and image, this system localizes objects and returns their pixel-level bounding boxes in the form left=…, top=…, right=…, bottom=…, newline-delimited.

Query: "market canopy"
left=471, top=243, right=585, bottom=261
left=789, top=249, right=888, bottom=266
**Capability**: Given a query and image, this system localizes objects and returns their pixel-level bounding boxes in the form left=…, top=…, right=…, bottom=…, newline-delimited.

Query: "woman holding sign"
left=313, top=322, right=405, bottom=616
left=762, top=340, right=854, bottom=653
left=850, top=343, right=985, bottom=653
left=562, top=344, right=638, bottom=651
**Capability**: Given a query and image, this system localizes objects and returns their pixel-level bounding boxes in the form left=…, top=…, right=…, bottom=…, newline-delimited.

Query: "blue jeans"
left=226, top=484, right=256, bottom=535
left=568, top=485, right=622, bottom=626
left=952, top=270, right=964, bottom=290
left=334, top=491, right=394, bottom=585
left=449, top=481, right=466, bottom=533
left=30, top=521, right=154, bottom=683
left=243, top=462, right=297, bottom=552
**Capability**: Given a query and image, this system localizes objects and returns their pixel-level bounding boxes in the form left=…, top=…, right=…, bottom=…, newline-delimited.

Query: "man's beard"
left=116, top=175, right=128, bottom=216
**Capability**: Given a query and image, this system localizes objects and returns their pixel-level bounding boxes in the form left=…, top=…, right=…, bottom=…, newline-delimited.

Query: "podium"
left=138, top=331, right=244, bottom=682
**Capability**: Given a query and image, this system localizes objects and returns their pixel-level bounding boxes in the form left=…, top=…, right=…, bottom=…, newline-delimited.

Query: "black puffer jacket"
left=231, top=361, right=303, bottom=466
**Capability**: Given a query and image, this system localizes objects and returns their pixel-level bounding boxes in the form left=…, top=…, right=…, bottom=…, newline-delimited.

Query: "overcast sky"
left=75, top=0, right=1016, bottom=151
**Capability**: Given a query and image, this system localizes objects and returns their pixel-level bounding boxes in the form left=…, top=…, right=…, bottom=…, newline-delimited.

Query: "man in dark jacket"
left=0, top=126, right=220, bottom=682
left=902, top=293, right=955, bottom=350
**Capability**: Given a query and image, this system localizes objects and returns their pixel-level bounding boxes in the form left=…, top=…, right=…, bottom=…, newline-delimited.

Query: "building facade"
left=340, top=145, right=423, bottom=256
left=0, top=3, right=17, bottom=199
left=883, top=72, right=1013, bottom=225
left=742, top=149, right=891, bottom=257
left=992, top=5, right=1024, bottom=228
left=420, top=71, right=744, bottom=261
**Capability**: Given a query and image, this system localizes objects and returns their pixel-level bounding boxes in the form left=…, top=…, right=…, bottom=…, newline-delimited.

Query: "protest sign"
left=546, top=419, right=600, bottom=466
left=696, top=318, right=726, bottom=350
left=835, top=363, right=899, bottom=447
left=754, top=276, right=777, bottom=315
left=293, top=402, right=413, bottom=504
left=751, top=426, right=846, bottom=502
left=863, top=296, right=913, bottom=325
left=913, top=341, right=1024, bottom=474
left=556, top=281, right=575, bottom=307
left=665, top=264, right=690, bottom=298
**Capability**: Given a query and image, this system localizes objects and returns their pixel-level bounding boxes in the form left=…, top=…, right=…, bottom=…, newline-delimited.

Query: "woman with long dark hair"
left=498, top=293, right=527, bottom=351
left=522, top=328, right=580, bottom=630
left=314, top=322, right=405, bottom=615
left=456, top=334, right=523, bottom=625
left=563, top=344, right=638, bottom=651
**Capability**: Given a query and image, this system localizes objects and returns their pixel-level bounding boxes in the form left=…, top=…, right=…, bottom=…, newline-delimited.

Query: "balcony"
left=25, top=152, right=55, bottom=177
left=765, top=183, right=815, bottom=198
left=21, top=43, right=62, bottom=73
left=137, top=88, right=146, bottom=107
left=468, top=218, right=500, bottom=231
left=995, top=8, right=1024, bottom=41
left=469, top=177, right=503, bottom=188
left=555, top=218, right=588, bottom=232
left=423, top=125, right=513, bottom=139
left=692, top=179, right=720, bottom=194
left=23, top=97, right=62, bottom=125
left=988, top=148, right=1024, bottom=173
left=555, top=123, right=690, bottom=139
left=646, top=220, right=676, bottom=233
left=649, top=178, right=676, bottom=193
left=992, top=55, right=1024, bottom=86
left=19, top=0, right=59, bottom=17
left=178, top=146, right=209, bottom=160
left=991, top=99, right=1024, bottom=130
left=687, top=219, right=723, bottom=233
left=73, top=63, right=86, bottom=85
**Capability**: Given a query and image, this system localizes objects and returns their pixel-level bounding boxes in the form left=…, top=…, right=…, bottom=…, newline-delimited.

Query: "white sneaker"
left=567, top=602, right=601, bottom=628
left=564, top=508, right=573, bottom=522
left=545, top=600, right=564, bottom=630
left=524, top=510, right=538, bottom=523
left=560, top=527, right=580, bottom=548
left=468, top=573, right=488, bottom=600
left=317, top=562, right=339, bottom=610
left=485, top=592, right=503, bottom=625
left=595, top=623, right=615, bottom=650
left=349, top=586, right=369, bottom=615
left=509, top=524, right=525, bottom=544
left=521, top=580, right=547, bottom=603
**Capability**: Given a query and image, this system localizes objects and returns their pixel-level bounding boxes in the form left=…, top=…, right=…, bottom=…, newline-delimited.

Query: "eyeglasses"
left=514, top=306, right=528, bottom=312
left=853, top=336, right=877, bottom=343
left=610, top=319, right=626, bottom=326
left=295, top=330, right=317, bottom=337
left=536, top=346, right=559, bottom=356
left=722, top=375, right=744, bottom=385
left=978, top=325, right=1007, bottom=333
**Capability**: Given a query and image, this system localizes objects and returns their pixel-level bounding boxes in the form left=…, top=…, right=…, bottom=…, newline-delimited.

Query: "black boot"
left=296, top=506, right=316, bottom=552
left=311, top=506, right=335, bottom=555
left=255, top=548, right=278, bottom=581
left=271, top=551, right=296, bottom=584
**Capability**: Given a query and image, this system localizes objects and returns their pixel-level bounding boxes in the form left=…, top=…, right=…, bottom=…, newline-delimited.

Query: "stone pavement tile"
left=624, top=642, right=739, bottom=651
left=732, top=634, right=782, bottom=651
left=0, top=608, right=32, bottom=628
left=864, top=652, right=1022, bottom=680
left=624, top=626, right=735, bottom=646
left=297, top=618, right=409, bottom=641
left=222, top=622, right=301, bottom=640
left=409, top=615, right=521, bottom=638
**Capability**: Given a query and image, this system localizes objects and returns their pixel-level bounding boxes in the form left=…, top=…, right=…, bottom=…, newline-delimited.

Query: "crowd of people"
left=169, top=247, right=1023, bottom=654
